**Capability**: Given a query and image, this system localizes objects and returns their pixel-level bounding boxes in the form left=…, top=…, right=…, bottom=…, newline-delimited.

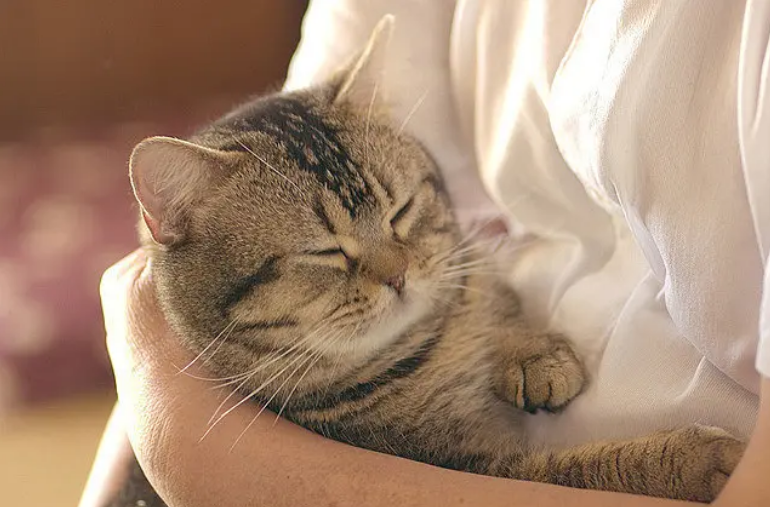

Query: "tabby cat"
left=112, top=16, right=744, bottom=506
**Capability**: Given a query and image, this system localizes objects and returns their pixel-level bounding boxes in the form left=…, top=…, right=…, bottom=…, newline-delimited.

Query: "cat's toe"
left=499, top=337, right=585, bottom=412
left=670, top=425, right=745, bottom=502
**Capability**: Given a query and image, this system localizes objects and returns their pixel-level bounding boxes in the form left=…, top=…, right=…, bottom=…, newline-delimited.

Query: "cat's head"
left=129, top=17, right=460, bottom=364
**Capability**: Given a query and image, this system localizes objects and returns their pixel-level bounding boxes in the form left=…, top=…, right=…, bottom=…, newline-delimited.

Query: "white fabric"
left=285, top=0, right=768, bottom=447
left=740, top=0, right=770, bottom=377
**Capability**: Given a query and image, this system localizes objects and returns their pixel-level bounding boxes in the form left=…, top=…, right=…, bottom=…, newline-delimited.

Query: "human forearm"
left=78, top=400, right=706, bottom=507
left=129, top=390, right=698, bottom=507
left=94, top=251, right=709, bottom=507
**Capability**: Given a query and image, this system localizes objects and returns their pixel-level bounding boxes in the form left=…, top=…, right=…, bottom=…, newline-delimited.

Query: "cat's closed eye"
left=390, top=197, right=417, bottom=239
left=304, top=247, right=356, bottom=271
left=391, top=198, right=414, bottom=225
left=311, top=247, right=347, bottom=257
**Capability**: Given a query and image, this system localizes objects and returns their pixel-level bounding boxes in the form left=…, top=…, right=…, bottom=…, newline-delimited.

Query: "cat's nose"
left=384, top=273, right=405, bottom=295
left=365, top=246, right=408, bottom=295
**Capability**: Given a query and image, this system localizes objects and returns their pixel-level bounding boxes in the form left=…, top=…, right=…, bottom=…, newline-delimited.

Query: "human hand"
left=84, top=249, right=351, bottom=507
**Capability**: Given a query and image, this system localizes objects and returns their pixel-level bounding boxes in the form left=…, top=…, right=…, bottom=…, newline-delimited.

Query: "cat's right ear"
left=129, top=136, right=235, bottom=246
left=332, top=15, right=395, bottom=109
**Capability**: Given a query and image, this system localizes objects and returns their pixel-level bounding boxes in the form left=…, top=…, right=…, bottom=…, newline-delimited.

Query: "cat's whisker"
left=234, top=138, right=305, bottom=197
left=224, top=342, right=322, bottom=451
left=450, top=237, right=482, bottom=256
left=441, top=261, right=493, bottom=275
left=189, top=346, right=293, bottom=385
left=321, top=321, right=363, bottom=398
left=439, top=275, right=503, bottom=285
left=441, top=265, right=500, bottom=277
left=203, top=322, right=330, bottom=427
left=432, top=235, right=504, bottom=266
left=213, top=333, right=312, bottom=388
left=442, top=266, right=496, bottom=276
left=422, top=287, right=460, bottom=310
left=227, top=332, right=340, bottom=451
left=177, top=318, right=239, bottom=375
left=434, top=282, right=489, bottom=298
left=208, top=347, right=289, bottom=390
left=218, top=319, right=333, bottom=387
left=397, top=88, right=430, bottom=135
left=203, top=320, right=333, bottom=432
left=202, top=318, right=241, bottom=367
left=448, top=237, right=496, bottom=253
left=436, top=237, right=479, bottom=263
left=324, top=300, right=376, bottom=324
left=443, top=257, right=493, bottom=271
left=207, top=349, right=283, bottom=391
left=202, top=342, right=318, bottom=442
left=435, top=236, right=532, bottom=271
left=272, top=330, right=343, bottom=427
left=443, top=232, right=512, bottom=257
left=205, top=360, right=278, bottom=427
left=440, top=270, right=503, bottom=281
left=455, top=217, right=503, bottom=245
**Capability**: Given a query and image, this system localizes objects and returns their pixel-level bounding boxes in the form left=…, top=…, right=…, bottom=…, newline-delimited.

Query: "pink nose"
left=384, top=274, right=405, bottom=295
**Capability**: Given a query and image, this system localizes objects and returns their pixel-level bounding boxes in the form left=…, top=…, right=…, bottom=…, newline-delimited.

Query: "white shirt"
left=285, top=0, right=769, bottom=447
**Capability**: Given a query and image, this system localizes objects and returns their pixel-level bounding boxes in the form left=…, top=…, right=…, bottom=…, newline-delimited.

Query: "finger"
left=100, top=248, right=147, bottom=310
left=101, top=249, right=157, bottom=390
left=102, top=248, right=189, bottom=381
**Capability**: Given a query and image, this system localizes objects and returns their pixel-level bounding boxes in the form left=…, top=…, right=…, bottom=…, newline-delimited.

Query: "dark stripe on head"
left=296, top=335, right=440, bottom=412
left=220, top=256, right=280, bottom=313
left=312, top=197, right=336, bottom=234
left=214, top=96, right=373, bottom=217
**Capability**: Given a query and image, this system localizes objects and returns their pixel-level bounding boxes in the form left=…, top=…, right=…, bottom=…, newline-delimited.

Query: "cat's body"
left=263, top=272, right=579, bottom=471
left=111, top=18, right=743, bottom=507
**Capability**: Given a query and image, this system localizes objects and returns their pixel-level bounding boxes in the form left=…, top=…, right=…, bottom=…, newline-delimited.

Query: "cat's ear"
left=129, top=136, right=235, bottom=245
left=333, top=15, right=394, bottom=108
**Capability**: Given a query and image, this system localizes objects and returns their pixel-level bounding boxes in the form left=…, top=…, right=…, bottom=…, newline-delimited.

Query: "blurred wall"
left=0, top=1, right=307, bottom=136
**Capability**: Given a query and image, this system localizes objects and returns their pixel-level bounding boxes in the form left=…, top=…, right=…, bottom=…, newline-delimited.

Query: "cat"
left=111, top=16, right=744, bottom=507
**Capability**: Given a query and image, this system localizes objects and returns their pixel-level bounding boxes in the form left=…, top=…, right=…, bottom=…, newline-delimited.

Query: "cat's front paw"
left=661, top=425, right=745, bottom=502
left=498, top=334, right=585, bottom=412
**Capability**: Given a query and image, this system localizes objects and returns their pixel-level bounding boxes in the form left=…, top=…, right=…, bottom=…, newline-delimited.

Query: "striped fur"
left=113, top=18, right=743, bottom=507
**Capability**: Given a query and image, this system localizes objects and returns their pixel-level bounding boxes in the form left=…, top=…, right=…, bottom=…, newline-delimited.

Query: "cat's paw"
left=662, top=425, right=745, bottom=503
left=498, top=335, right=585, bottom=412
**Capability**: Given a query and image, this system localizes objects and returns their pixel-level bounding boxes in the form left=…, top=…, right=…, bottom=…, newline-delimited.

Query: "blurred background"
left=0, top=1, right=306, bottom=504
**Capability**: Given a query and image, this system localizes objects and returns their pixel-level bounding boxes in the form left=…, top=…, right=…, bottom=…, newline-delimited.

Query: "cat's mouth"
left=323, top=283, right=431, bottom=361
left=368, top=283, right=417, bottom=328
left=377, top=280, right=432, bottom=323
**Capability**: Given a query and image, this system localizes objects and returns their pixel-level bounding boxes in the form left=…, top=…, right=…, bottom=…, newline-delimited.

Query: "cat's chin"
left=325, top=287, right=432, bottom=362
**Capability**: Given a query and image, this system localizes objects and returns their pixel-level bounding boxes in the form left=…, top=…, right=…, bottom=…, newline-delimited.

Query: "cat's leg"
left=495, top=330, right=586, bottom=412
left=506, top=425, right=745, bottom=502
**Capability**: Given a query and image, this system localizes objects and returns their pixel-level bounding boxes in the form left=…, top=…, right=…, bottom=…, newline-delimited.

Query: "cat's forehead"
left=211, top=95, right=385, bottom=215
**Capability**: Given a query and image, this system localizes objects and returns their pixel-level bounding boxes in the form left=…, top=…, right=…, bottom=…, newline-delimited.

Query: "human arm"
left=82, top=249, right=699, bottom=507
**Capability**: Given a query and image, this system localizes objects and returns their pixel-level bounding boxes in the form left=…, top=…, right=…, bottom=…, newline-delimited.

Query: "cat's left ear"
left=129, top=136, right=236, bottom=245
left=332, top=15, right=394, bottom=109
